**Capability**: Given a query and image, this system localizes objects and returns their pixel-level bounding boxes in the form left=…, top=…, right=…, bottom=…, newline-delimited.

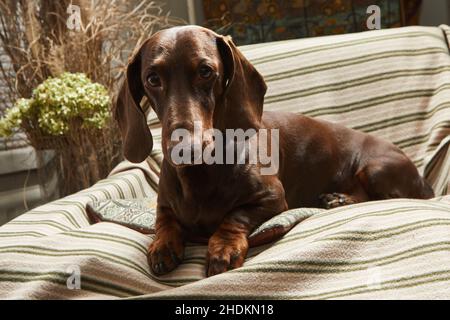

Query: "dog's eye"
left=199, top=65, right=213, bottom=79
left=147, top=72, right=161, bottom=87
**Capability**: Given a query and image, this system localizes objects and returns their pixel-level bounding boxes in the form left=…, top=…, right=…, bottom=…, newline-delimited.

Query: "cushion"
left=86, top=197, right=323, bottom=247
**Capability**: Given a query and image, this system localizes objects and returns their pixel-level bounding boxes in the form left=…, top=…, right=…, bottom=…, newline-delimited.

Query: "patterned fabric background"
left=203, top=0, right=422, bottom=45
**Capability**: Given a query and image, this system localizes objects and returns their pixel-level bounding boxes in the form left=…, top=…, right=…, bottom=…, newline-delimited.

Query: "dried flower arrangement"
left=0, top=0, right=182, bottom=196
left=0, top=73, right=112, bottom=193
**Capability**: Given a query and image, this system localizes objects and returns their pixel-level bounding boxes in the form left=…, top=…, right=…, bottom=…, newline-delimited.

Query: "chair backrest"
left=240, top=25, right=450, bottom=173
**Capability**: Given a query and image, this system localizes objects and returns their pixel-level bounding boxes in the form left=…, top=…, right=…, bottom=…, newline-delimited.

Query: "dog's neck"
left=169, top=160, right=263, bottom=206
left=174, top=162, right=234, bottom=198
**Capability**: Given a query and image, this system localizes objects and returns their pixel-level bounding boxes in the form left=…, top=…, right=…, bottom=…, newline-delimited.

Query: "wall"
left=420, top=0, right=450, bottom=26
left=162, top=0, right=450, bottom=29
left=162, top=0, right=204, bottom=24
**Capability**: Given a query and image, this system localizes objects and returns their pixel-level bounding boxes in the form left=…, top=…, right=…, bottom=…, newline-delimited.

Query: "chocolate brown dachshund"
left=114, top=26, right=434, bottom=277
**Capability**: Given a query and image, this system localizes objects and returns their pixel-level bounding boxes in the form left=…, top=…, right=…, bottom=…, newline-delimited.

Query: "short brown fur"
left=114, top=26, right=434, bottom=277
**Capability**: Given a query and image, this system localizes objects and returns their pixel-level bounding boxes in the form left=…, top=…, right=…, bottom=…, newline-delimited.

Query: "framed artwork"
left=203, top=0, right=422, bottom=45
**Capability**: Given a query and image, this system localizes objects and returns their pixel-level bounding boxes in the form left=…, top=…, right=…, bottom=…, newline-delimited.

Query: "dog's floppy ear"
left=114, top=41, right=153, bottom=163
left=216, top=35, right=267, bottom=129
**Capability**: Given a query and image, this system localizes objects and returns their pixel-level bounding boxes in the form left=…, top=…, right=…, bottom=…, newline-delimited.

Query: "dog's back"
left=263, top=110, right=433, bottom=208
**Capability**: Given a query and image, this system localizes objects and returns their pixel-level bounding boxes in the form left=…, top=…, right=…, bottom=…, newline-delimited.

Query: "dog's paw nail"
left=319, top=193, right=355, bottom=209
left=147, top=239, right=184, bottom=275
left=170, top=251, right=182, bottom=265
left=230, top=251, right=241, bottom=264
left=206, top=246, right=247, bottom=277
left=207, top=257, right=228, bottom=277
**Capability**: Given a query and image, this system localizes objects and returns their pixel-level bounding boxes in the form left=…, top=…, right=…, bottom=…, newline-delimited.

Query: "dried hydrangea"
left=0, top=98, right=31, bottom=136
left=0, top=72, right=111, bottom=136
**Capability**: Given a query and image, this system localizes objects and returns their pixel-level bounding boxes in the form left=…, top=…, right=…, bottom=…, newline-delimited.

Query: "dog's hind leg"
left=320, top=153, right=434, bottom=210
left=319, top=179, right=369, bottom=209
left=356, top=156, right=434, bottom=201
left=322, top=155, right=435, bottom=209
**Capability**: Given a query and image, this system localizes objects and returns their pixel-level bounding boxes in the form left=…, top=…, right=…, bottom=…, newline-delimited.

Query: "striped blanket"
left=1, top=25, right=450, bottom=299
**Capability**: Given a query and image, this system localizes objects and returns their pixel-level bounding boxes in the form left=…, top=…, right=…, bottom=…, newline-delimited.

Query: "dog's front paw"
left=148, top=236, right=185, bottom=275
left=206, top=233, right=248, bottom=277
left=319, top=192, right=357, bottom=209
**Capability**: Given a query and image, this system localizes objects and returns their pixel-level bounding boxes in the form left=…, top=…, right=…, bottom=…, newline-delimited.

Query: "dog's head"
left=114, top=26, right=267, bottom=164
